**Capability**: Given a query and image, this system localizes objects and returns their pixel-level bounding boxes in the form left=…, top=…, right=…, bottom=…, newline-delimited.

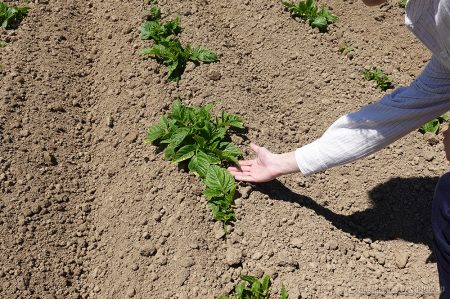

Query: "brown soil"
left=0, top=0, right=447, bottom=298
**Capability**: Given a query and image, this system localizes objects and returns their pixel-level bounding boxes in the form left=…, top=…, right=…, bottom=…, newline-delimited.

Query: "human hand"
left=227, top=143, right=300, bottom=183
left=444, top=124, right=450, bottom=161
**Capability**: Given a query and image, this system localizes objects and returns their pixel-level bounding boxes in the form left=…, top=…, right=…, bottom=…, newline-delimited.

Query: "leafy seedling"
left=283, top=0, right=337, bottom=32
left=139, top=2, right=218, bottom=81
left=419, top=114, right=450, bottom=134
left=147, top=100, right=244, bottom=223
left=0, top=1, right=29, bottom=29
left=339, top=45, right=354, bottom=55
left=399, top=0, right=407, bottom=8
left=362, top=67, right=392, bottom=91
left=217, top=274, right=288, bottom=299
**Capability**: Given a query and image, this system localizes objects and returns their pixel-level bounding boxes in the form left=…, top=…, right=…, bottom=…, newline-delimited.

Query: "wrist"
left=273, top=151, right=300, bottom=176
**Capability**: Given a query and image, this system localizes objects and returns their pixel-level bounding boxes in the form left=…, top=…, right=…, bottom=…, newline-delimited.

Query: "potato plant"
left=147, top=100, right=244, bottom=224
left=362, top=67, right=392, bottom=91
left=0, top=1, right=29, bottom=29
left=139, top=1, right=218, bottom=81
left=419, top=114, right=450, bottom=134
left=283, top=0, right=337, bottom=32
left=217, top=275, right=288, bottom=299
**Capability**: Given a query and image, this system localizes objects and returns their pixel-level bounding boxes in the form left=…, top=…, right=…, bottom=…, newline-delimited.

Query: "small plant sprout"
left=139, top=1, right=218, bottom=81
left=419, top=114, right=450, bottom=134
left=217, top=274, right=289, bottom=299
left=338, top=45, right=354, bottom=55
left=0, top=1, right=29, bottom=29
left=399, top=0, right=407, bottom=8
left=147, top=100, right=244, bottom=224
left=362, top=67, right=392, bottom=91
left=283, top=0, right=337, bottom=32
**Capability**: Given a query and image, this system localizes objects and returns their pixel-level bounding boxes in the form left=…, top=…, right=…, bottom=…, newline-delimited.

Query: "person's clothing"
left=293, top=0, right=450, bottom=295
left=295, top=0, right=450, bottom=176
left=433, top=172, right=450, bottom=298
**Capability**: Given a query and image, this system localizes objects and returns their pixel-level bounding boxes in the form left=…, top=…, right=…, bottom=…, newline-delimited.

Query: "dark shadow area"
left=256, top=176, right=440, bottom=248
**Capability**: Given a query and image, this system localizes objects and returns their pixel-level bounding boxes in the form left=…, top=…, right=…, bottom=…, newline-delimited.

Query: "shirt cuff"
left=295, top=142, right=327, bottom=176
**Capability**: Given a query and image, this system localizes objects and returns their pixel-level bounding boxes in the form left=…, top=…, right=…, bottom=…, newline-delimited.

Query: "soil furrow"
left=1, top=1, right=98, bottom=298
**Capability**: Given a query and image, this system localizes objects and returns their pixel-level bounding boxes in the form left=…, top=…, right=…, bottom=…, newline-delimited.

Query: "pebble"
left=225, top=247, right=243, bottom=266
left=424, top=152, right=435, bottom=162
left=290, top=238, right=303, bottom=249
left=127, top=133, right=139, bottom=144
left=251, top=251, right=263, bottom=261
left=207, top=70, right=222, bottom=81
left=106, top=116, right=114, bottom=128
left=277, top=251, right=299, bottom=268
left=131, top=264, right=139, bottom=271
left=424, top=132, right=440, bottom=146
left=325, top=240, right=338, bottom=250
left=19, top=129, right=30, bottom=137
left=43, top=152, right=57, bottom=165
left=394, top=251, right=409, bottom=269
left=213, top=221, right=225, bottom=239
left=240, top=186, right=252, bottom=199
left=126, top=287, right=136, bottom=298
left=140, top=244, right=157, bottom=257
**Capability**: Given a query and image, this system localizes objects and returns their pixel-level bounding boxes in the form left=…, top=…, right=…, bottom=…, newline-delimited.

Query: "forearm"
left=297, top=57, right=450, bottom=176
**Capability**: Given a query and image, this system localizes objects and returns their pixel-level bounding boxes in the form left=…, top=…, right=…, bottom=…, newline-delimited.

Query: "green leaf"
left=280, top=285, right=288, bottom=299
left=173, top=144, right=196, bottom=163
left=420, top=119, right=440, bottom=134
left=204, top=165, right=235, bottom=196
left=439, top=114, right=450, bottom=122
left=146, top=124, right=166, bottom=144
left=188, top=151, right=211, bottom=178
left=0, top=3, right=29, bottom=29
left=207, top=197, right=235, bottom=222
left=190, top=47, right=218, bottom=63
left=170, top=99, right=185, bottom=121
left=241, top=275, right=259, bottom=284
left=148, top=5, right=161, bottom=20
left=168, top=127, right=190, bottom=148
left=262, top=275, right=270, bottom=292
left=219, top=142, right=242, bottom=164
left=203, top=187, right=224, bottom=197
left=311, top=15, right=327, bottom=31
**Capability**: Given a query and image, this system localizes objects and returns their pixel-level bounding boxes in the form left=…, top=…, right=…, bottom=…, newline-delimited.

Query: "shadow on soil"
left=256, top=176, right=440, bottom=249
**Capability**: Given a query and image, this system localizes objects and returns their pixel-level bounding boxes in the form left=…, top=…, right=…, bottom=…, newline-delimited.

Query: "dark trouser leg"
left=432, top=173, right=450, bottom=299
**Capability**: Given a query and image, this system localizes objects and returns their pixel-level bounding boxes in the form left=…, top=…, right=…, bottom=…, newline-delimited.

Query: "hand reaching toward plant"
left=227, top=144, right=300, bottom=183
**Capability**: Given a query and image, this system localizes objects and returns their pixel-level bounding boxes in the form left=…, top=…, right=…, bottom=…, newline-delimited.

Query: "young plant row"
left=217, top=274, right=288, bottom=299
left=0, top=1, right=29, bottom=29
left=147, top=100, right=244, bottom=224
left=139, top=1, right=218, bottom=81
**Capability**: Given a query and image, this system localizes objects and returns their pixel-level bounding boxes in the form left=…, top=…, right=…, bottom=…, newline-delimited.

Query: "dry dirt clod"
left=43, top=152, right=57, bottom=165
left=126, top=287, right=136, bottom=298
left=239, top=186, right=252, bottom=199
left=290, top=238, right=303, bottom=249
left=394, top=251, right=409, bottom=269
left=207, top=70, right=222, bottom=81
left=213, top=221, right=225, bottom=239
left=225, top=247, right=243, bottom=266
left=140, top=244, right=157, bottom=257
